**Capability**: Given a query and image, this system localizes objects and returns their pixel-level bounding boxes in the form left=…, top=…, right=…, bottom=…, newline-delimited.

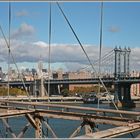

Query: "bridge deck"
left=0, top=109, right=34, bottom=118
left=1, top=76, right=140, bottom=86
left=74, top=122, right=140, bottom=138
left=0, top=100, right=140, bottom=116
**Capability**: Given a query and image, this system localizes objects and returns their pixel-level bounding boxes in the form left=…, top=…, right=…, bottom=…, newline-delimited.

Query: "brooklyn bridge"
left=0, top=1, right=140, bottom=139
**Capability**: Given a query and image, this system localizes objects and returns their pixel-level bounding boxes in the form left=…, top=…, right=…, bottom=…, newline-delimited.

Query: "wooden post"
left=35, top=115, right=42, bottom=138
left=84, top=124, right=92, bottom=135
left=41, top=76, right=45, bottom=97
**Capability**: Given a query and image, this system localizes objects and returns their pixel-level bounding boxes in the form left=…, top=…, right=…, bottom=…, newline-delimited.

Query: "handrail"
left=0, top=100, right=140, bottom=116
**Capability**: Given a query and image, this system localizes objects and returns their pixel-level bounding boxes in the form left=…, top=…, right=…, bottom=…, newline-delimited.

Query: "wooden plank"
left=38, top=109, right=132, bottom=126
left=0, top=110, right=35, bottom=118
left=0, top=100, right=140, bottom=116
left=85, top=123, right=140, bottom=138
left=84, top=124, right=92, bottom=135
left=72, top=135, right=92, bottom=139
left=25, top=114, right=37, bottom=129
left=0, top=107, right=132, bottom=126
left=0, top=105, right=135, bottom=126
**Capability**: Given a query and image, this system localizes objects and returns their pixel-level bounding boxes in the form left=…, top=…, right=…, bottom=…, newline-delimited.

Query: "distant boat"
left=83, top=93, right=100, bottom=104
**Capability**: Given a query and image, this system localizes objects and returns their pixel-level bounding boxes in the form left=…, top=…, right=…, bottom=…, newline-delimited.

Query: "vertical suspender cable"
left=56, top=2, right=97, bottom=77
left=56, top=2, right=122, bottom=116
left=98, top=2, right=103, bottom=76
left=48, top=3, right=52, bottom=101
left=5, top=2, right=11, bottom=137
left=97, top=2, right=103, bottom=108
left=0, top=24, right=32, bottom=102
left=46, top=4, right=52, bottom=135
left=0, top=25, right=31, bottom=101
left=78, top=49, right=114, bottom=71
left=7, top=2, right=11, bottom=99
left=0, top=3, right=32, bottom=102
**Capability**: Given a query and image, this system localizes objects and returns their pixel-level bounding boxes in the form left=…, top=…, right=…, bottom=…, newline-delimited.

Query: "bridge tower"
left=114, top=46, right=134, bottom=107
left=114, top=46, right=131, bottom=78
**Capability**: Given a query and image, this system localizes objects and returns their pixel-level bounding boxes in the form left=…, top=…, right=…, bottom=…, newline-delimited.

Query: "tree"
left=61, top=88, right=69, bottom=97
left=0, top=86, right=26, bottom=96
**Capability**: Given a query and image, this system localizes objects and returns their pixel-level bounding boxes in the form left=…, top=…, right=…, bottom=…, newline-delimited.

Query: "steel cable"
left=56, top=2, right=122, bottom=117
left=0, top=3, right=31, bottom=102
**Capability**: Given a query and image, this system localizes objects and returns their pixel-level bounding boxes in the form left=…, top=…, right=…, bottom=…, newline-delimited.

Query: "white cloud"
left=131, top=47, right=140, bottom=71
left=0, top=38, right=140, bottom=71
left=11, top=23, right=35, bottom=39
left=15, top=10, right=29, bottom=17
left=33, top=41, right=48, bottom=48
left=15, top=10, right=40, bottom=18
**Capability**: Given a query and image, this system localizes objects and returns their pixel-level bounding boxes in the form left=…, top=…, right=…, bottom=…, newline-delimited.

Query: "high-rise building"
left=130, top=71, right=140, bottom=96
left=0, top=67, right=2, bottom=80
left=38, top=61, right=43, bottom=74
left=42, top=69, right=47, bottom=73
left=68, top=70, right=93, bottom=91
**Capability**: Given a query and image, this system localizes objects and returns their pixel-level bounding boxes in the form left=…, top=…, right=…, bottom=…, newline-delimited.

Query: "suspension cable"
left=92, top=51, right=114, bottom=68
left=56, top=2, right=97, bottom=77
left=102, top=54, right=114, bottom=75
left=98, top=2, right=103, bottom=77
left=48, top=3, right=52, bottom=101
left=0, top=26, right=31, bottom=101
left=93, top=53, right=114, bottom=73
left=79, top=49, right=114, bottom=71
left=101, top=52, right=114, bottom=64
left=0, top=5, right=31, bottom=102
left=56, top=2, right=122, bottom=116
left=7, top=2, right=11, bottom=99
left=98, top=2, right=103, bottom=108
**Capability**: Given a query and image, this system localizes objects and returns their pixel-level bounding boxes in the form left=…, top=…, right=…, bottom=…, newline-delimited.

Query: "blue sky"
left=0, top=2, right=140, bottom=72
left=0, top=2, right=140, bottom=46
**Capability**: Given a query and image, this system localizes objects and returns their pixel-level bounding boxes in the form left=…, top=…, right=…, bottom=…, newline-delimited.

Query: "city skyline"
left=0, top=2, right=140, bottom=72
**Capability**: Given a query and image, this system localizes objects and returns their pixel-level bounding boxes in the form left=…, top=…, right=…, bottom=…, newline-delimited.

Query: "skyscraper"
left=38, top=60, right=43, bottom=74
left=0, top=67, right=2, bottom=80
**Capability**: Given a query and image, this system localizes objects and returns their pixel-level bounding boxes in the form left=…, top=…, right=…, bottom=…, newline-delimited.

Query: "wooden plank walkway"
left=74, top=122, right=140, bottom=138
left=1, top=100, right=140, bottom=116
left=0, top=105, right=132, bottom=126
left=0, top=109, right=35, bottom=118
